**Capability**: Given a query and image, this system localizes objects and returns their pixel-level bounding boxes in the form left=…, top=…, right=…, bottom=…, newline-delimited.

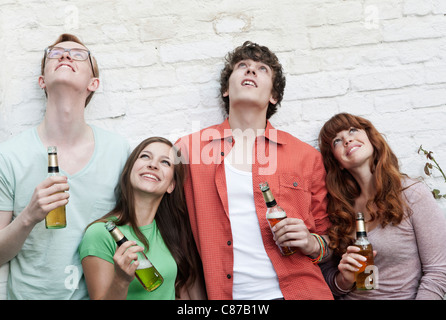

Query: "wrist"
left=306, top=234, right=321, bottom=258
left=18, top=207, right=38, bottom=229
left=335, top=272, right=355, bottom=292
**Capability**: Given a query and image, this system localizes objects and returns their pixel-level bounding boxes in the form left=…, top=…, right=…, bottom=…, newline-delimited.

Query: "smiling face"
left=38, top=40, right=99, bottom=106
left=223, top=59, right=277, bottom=113
left=130, top=142, right=176, bottom=198
left=331, top=127, right=375, bottom=172
left=40, top=41, right=94, bottom=85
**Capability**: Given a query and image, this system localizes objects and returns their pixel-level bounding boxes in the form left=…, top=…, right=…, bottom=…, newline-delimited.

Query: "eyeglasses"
left=46, top=47, right=90, bottom=60
left=43, top=46, right=97, bottom=77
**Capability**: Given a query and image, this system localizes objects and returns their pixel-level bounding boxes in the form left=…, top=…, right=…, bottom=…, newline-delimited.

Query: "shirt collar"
left=206, top=118, right=287, bottom=145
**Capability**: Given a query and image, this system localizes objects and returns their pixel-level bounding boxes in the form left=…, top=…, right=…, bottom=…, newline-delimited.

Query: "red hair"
left=318, top=113, right=411, bottom=256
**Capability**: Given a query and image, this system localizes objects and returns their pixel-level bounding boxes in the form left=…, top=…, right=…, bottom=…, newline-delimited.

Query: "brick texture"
left=0, top=0, right=445, bottom=210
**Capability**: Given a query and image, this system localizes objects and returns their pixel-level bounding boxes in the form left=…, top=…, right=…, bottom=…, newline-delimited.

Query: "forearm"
left=0, top=210, right=36, bottom=265
left=99, top=275, right=130, bottom=300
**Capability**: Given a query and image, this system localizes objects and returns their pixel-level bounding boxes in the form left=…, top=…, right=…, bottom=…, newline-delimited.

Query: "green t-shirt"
left=79, top=219, right=177, bottom=300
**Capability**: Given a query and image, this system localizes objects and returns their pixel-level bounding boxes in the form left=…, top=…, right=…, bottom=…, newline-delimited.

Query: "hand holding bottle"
left=336, top=246, right=377, bottom=290
left=105, top=221, right=163, bottom=292
left=22, top=175, right=69, bottom=226
left=271, top=218, right=320, bottom=256
left=112, top=240, right=144, bottom=285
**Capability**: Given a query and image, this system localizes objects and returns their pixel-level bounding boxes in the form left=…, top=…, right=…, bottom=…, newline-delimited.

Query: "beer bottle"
left=259, top=182, right=296, bottom=256
left=354, top=212, right=375, bottom=290
left=105, top=220, right=163, bottom=292
left=45, top=146, right=67, bottom=229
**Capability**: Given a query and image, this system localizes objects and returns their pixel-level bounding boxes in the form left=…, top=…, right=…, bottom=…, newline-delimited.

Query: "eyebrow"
left=140, top=150, right=173, bottom=161
left=237, top=59, right=271, bottom=69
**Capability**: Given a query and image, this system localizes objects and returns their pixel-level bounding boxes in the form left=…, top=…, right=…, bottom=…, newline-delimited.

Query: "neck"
left=134, top=193, right=163, bottom=227
left=349, top=167, right=376, bottom=200
left=38, top=93, right=88, bottom=147
left=228, top=104, right=267, bottom=133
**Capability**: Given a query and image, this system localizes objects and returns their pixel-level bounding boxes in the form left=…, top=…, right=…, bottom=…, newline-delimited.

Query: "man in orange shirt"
left=176, top=41, right=333, bottom=300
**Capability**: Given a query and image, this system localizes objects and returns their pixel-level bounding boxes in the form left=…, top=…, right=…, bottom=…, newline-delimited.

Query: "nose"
left=60, top=50, right=73, bottom=61
left=245, top=64, right=256, bottom=76
left=344, top=138, right=352, bottom=146
left=147, top=161, right=158, bottom=170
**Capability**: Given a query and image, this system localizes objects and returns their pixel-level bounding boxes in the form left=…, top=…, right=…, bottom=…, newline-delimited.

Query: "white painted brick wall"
left=1, top=0, right=445, bottom=208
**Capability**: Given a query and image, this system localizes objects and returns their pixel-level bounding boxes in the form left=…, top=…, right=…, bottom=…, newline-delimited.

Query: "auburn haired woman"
left=79, top=137, right=205, bottom=300
left=318, top=113, right=446, bottom=299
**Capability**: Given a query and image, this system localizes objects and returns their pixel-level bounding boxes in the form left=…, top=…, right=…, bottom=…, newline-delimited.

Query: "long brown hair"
left=318, top=113, right=411, bottom=256
left=90, top=137, right=201, bottom=297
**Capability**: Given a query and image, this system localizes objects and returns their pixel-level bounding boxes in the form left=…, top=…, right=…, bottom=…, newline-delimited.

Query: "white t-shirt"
left=224, top=160, right=283, bottom=300
left=0, top=125, right=130, bottom=299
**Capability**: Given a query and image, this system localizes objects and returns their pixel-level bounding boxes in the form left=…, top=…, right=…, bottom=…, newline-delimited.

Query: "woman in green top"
left=79, top=137, right=205, bottom=300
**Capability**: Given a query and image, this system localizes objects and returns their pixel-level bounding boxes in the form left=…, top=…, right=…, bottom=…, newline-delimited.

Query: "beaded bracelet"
left=308, top=233, right=327, bottom=264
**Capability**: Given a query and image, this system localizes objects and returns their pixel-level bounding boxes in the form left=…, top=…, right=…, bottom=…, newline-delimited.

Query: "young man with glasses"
left=0, top=34, right=130, bottom=299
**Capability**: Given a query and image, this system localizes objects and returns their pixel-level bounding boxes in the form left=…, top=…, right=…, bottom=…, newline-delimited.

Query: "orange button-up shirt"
left=176, top=119, right=333, bottom=300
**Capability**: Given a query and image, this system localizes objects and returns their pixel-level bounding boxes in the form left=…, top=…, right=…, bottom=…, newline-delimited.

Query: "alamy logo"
left=64, top=265, right=79, bottom=290
left=364, top=265, right=379, bottom=290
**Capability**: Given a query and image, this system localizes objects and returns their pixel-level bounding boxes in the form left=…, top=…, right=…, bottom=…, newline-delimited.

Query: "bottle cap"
left=48, top=146, right=57, bottom=154
left=105, top=220, right=116, bottom=232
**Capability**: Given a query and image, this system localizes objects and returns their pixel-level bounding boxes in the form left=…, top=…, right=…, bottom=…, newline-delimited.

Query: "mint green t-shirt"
left=0, top=126, right=130, bottom=300
left=79, top=219, right=177, bottom=300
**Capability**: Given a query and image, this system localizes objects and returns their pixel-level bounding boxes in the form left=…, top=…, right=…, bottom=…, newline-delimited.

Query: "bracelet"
left=308, top=233, right=327, bottom=264
left=334, top=272, right=355, bottom=294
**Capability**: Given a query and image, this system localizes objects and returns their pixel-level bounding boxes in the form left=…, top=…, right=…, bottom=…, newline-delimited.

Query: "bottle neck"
left=48, top=166, right=59, bottom=173
left=109, top=227, right=128, bottom=246
left=356, top=218, right=368, bottom=238
left=48, top=153, right=59, bottom=173
left=265, top=199, right=277, bottom=208
left=261, top=188, right=277, bottom=208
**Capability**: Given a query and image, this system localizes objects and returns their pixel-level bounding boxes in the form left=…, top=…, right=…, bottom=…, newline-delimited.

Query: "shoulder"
left=90, top=125, right=130, bottom=156
left=177, top=123, right=221, bottom=143
left=82, top=221, right=110, bottom=243
left=401, top=177, right=445, bottom=221
left=276, top=130, right=323, bottom=164
left=401, top=178, right=433, bottom=204
left=175, top=122, right=223, bottom=158
left=0, top=127, right=36, bottom=153
left=91, top=125, right=129, bottom=147
left=79, top=221, right=116, bottom=262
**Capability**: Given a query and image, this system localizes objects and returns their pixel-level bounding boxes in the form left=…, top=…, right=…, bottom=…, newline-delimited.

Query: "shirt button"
left=227, top=240, right=231, bottom=246
left=293, top=182, right=298, bottom=187
left=227, top=274, right=232, bottom=279
left=221, top=152, right=225, bottom=156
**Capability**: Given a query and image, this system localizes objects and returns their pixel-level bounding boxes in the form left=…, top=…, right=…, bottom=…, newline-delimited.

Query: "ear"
left=269, top=94, right=278, bottom=105
left=223, top=89, right=229, bottom=98
left=38, top=75, right=46, bottom=90
left=166, top=180, right=176, bottom=194
left=87, top=77, right=100, bottom=93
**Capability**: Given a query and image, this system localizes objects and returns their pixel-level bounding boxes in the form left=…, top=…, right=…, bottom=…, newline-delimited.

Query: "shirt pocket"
left=89, top=200, right=115, bottom=221
left=278, top=174, right=313, bottom=225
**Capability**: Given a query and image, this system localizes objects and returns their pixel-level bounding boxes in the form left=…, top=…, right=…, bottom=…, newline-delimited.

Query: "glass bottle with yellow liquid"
left=105, top=220, right=163, bottom=292
left=354, top=212, right=375, bottom=290
left=259, top=182, right=296, bottom=256
left=45, top=146, right=67, bottom=229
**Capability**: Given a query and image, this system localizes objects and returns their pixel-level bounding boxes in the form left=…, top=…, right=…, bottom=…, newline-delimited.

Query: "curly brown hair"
left=219, top=41, right=286, bottom=119
left=318, top=113, right=412, bottom=256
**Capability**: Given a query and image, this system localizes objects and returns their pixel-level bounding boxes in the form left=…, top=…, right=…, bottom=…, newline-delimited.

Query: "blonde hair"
left=41, top=33, right=99, bottom=107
